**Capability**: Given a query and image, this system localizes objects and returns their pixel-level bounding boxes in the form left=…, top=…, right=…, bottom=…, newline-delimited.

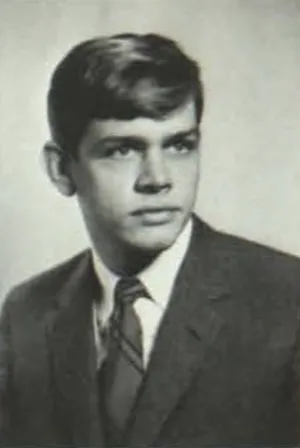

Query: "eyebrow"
left=97, top=136, right=147, bottom=148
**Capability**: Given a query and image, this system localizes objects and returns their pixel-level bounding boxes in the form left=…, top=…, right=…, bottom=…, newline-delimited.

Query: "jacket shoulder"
left=2, top=250, right=91, bottom=315
left=214, top=226, right=300, bottom=271
left=196, top=216, right=300, bottom=267
left=193, top=216, right=300, bottom=299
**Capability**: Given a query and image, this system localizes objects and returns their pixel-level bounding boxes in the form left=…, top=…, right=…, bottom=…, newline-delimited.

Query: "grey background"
left=1, top=0, right=300, bottom=302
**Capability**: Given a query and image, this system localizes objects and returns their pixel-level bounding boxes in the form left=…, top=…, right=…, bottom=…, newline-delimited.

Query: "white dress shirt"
left=92, top=219, right=192, bottom=368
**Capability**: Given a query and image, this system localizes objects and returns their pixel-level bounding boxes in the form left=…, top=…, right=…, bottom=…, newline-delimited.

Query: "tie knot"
left=114, top=277, right=150, bottom=305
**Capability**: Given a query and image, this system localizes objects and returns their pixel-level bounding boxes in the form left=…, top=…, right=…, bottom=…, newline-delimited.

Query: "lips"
left=131, top=206, right=181, bottom=216
left=131, top=206, right=181, bottom=225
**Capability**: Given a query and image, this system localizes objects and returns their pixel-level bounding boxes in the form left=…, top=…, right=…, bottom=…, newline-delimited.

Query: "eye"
left=106, top=145, right=136, bottom=159
left=166, top=139, right=197, bottom=155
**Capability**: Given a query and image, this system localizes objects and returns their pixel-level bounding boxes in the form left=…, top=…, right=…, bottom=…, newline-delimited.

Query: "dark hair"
left=47, top=33, right=204, bottom=155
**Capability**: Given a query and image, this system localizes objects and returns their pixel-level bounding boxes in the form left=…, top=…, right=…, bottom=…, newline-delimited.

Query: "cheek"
left=84, top=167, right=134, bottom=215
left=173, top=157, right=200, bottom=191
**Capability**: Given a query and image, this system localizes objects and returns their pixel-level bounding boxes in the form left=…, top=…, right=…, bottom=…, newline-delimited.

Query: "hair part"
left=47, top=33, right=204, bottom=156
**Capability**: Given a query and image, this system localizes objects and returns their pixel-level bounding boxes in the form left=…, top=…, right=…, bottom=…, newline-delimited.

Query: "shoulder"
left=2, top=250, right=91, bottom=317
left=189, top=216, right=300, bottom=330
left=194, top=214, right=300, bottom=269
left=192, top=215, right=300, bottom=298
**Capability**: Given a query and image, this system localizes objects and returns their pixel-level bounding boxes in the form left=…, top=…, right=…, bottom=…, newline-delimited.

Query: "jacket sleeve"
left=294, top=317, right=300, bottom=441
left=0, top=300, right=13, bottom=446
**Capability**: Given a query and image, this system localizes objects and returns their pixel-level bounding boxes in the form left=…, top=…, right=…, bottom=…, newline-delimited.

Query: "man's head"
left=44, top=33, right=204, bottom=273
left=47, top=33, right=203, bottom=156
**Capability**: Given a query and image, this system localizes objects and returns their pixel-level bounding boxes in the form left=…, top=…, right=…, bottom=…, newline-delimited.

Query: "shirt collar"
left=92, top=219, right=192, bottom=310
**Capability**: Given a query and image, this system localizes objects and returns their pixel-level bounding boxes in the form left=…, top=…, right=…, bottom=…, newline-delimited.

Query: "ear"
left=43, top=141, right=76, bottom=196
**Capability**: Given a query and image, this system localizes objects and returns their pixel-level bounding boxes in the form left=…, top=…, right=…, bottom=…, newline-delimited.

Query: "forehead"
left=80, top=99, right=197, bottom=150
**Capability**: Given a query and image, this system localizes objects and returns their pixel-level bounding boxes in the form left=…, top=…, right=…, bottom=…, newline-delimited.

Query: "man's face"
left=69, top=99, right=200, bottom=257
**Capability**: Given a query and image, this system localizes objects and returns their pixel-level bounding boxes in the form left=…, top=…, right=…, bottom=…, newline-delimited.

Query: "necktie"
left=101, top=277, right=150, bottom=442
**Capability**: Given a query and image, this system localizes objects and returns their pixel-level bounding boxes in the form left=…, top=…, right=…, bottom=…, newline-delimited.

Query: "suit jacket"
left=1, top=216, right=300, bottom=447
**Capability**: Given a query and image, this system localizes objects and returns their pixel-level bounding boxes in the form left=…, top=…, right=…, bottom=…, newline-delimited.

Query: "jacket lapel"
left=46, top=252, right=105, bottom=447
left=126, top=218, right=232, bottom=447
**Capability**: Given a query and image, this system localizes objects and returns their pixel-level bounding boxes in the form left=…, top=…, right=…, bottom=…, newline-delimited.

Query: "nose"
left=135, top=149, right=172, bottom=194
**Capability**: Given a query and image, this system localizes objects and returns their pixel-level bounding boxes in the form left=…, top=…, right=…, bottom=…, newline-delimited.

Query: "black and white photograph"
left=1, top=1, right=300, bottom=446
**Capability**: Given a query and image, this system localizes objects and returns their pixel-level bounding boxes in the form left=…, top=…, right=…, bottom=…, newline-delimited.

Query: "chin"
left=126, top=224, right=182, bottom=254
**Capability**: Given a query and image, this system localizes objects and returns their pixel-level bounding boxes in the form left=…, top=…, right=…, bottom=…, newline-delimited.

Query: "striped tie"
left=102, top=277, right=150, bottom=442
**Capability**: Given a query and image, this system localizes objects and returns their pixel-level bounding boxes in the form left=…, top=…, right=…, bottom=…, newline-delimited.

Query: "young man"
left=1, top=33, right=300, bottom=447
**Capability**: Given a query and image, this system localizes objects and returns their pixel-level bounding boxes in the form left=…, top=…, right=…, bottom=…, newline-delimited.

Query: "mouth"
left=131, top=207, right=181, bottom=225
